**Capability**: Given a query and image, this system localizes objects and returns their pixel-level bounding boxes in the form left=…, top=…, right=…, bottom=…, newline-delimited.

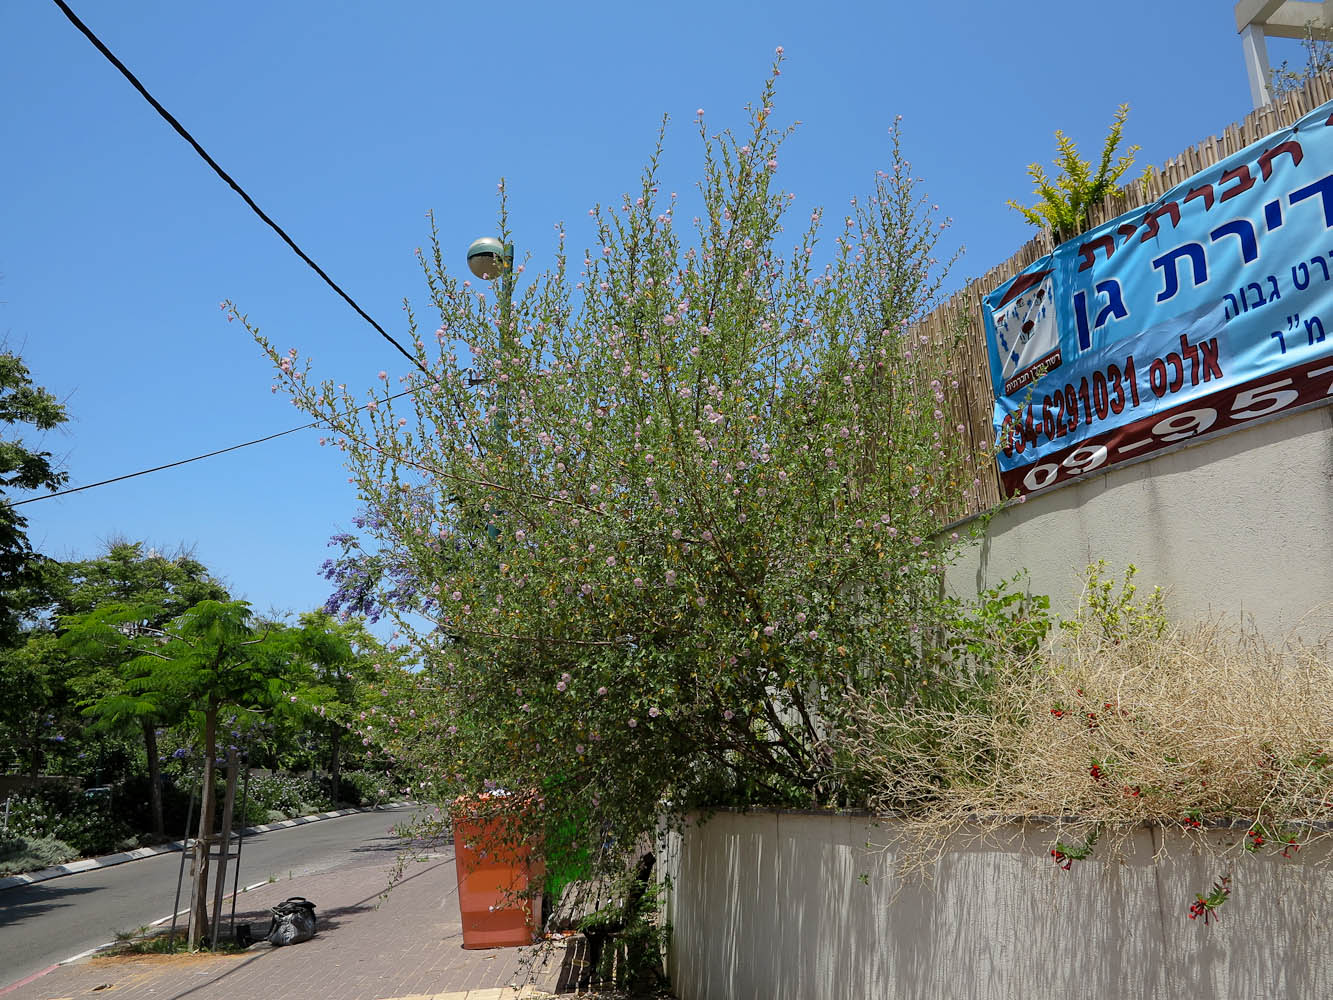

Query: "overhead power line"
left=49, top=0, right=431, bottom=381
left=4, top=386, right=424, bottom=509
left=22, top=1, right=490, bottom=506
left=6, top=420, right=319, bottom=508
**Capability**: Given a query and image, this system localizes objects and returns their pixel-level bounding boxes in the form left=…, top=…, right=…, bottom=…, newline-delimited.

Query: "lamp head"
left=467, top=236, right=509, bottom=280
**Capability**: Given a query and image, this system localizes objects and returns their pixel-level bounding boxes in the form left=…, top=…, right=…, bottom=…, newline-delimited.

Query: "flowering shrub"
left=247, top=57, right=993, bottom=862
left=330, top=770, right=394, bottom=808
left=2, top=786, right=132, bottom=858
left=246, top=773, right=332, bottom=818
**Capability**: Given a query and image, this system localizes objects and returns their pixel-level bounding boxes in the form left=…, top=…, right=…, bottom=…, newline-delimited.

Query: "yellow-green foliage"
left=1008, top=104, right=1140, bottom=243
left=1059, top=561, right=1165, bottom=643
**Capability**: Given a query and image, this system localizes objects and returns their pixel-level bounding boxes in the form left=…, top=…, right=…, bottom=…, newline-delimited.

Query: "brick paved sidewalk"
left=2, top=846, right=570, bottom=1000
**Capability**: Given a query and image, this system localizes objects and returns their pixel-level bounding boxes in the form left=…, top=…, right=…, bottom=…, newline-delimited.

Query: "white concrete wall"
left=946, top=406, right=1333, bottom=639
left=661, top=809, right=1333, bottom=1000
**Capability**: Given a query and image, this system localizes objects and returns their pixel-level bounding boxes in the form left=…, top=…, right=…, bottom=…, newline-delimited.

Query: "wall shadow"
left=666, top=811, right=1333, bottom=999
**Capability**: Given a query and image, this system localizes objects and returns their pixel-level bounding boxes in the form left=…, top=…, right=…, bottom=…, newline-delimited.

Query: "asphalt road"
left=0, top=805, right=421, bottom=989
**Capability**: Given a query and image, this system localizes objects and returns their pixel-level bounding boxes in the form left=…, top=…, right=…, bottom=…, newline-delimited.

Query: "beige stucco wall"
left=661, top=809, right=1333, bottom=1000
left=945, top=405, right=1333, bottom=639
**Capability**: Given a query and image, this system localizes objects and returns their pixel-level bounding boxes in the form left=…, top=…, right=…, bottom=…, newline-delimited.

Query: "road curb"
left=0, top=801, right=413, bottom=892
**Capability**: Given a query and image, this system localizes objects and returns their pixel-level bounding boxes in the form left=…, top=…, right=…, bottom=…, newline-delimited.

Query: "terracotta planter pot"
left=451, top=793, right=545, bottom=949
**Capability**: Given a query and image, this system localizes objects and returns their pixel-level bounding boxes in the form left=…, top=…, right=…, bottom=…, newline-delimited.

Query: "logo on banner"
left=992, top=269, right=1061, bottom=395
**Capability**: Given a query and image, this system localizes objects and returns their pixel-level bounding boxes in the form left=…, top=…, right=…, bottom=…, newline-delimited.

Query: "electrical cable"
left=49, top=0, right=481, bottom=438
left=3, top=386, right=425, bottom=509
left=26, top=0, right=492, bottom=505
left=49, top=0, right=433, bottom=383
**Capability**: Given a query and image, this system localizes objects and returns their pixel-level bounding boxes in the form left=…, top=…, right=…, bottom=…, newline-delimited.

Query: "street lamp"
left=467, top=236, right=515, bottom=335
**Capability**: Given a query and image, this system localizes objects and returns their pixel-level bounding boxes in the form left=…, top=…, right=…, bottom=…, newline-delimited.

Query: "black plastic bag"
left=266, top=896, right=317, bottom=946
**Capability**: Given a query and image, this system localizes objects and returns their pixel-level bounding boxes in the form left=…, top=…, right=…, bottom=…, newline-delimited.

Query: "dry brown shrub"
left=843, top=604, right=1333, bottom=874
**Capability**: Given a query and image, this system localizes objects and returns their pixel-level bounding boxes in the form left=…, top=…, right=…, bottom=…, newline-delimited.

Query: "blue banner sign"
left=984, top=99, right=1333, bottom=496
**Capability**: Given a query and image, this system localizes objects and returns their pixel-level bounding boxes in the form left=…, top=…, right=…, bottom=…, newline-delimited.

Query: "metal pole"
left=228, top=762, right=251, bottom=939
left=499, top=242, right=515, bottom=347
left=167, top=774, right=198, bottom=951
left=486, top=242, right=516, bottom=544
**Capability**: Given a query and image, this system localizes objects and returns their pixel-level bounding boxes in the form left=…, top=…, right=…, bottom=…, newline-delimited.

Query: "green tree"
left=58, top=542, right=229, bottom=836
left=0, top=630, right=81, bottom=777
left=0, top=349, right=69, bottom=648
left=248, top=60, right=996, bottom=866
left=272, top=612, right=357, bottom=795
left=63, top=599, right=288, bottom=947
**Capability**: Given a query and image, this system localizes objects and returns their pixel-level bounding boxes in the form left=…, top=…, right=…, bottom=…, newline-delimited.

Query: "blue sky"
left=0, top=1, right=1306, bottom=625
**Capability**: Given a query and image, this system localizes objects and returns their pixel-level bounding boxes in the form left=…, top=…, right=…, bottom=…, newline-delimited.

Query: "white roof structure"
left=1237, top=0, right=1333, bottom=105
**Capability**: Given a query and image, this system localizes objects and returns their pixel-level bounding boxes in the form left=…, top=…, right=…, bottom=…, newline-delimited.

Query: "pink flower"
left=665, top=570, right=677, bottom=586
left=581, top=583, right=593, bottom=596
left=557, top=681, right=567, bottom=692
left=648, top=707, right=660, bottom=718
left=515, top=530, right=526, bottom=542
left=597, top=686, right=608, bottom=696
left=723, top=710, right=735, bottom=721
left=796, top=612, right=807, bottom=624
left=378, top=370, right=387, bottom=380
left=628, top=718, right=638, bottom=728
left=576, top=744, right=586, bottom=754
